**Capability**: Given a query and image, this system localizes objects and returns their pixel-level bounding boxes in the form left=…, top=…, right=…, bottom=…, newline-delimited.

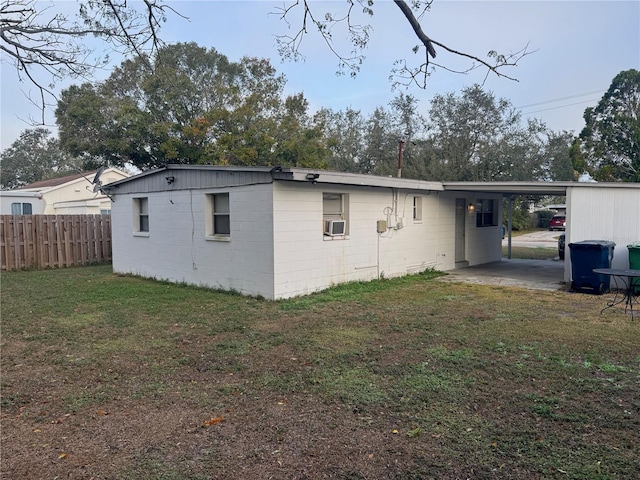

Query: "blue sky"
left=1, top=1, right=638, bottom=151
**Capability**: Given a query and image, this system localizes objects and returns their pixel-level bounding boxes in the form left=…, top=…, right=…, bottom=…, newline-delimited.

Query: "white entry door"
left=455, top=198, right=466, bottom=264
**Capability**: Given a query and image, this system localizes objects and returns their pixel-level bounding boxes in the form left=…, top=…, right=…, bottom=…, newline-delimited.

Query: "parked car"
left=548, top=214, right=566, bottom=231
left=558, top=233, right=565, bottom=260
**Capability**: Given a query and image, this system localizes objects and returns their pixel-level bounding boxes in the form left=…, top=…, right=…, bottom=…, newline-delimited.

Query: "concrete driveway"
left=503, top=230, right=563, bottom=249
left=440, top=230, right=567, bottom=291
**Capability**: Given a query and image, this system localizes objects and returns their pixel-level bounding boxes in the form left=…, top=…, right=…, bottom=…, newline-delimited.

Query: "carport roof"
left=440, top=181, right=638, bottom=196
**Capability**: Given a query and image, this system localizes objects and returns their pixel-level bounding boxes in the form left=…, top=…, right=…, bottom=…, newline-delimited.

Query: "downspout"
left=507, top=196, right=514, bottom=259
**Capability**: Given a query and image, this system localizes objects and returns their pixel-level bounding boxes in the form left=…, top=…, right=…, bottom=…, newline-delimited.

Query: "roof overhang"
left=273, top=169, right=444, bottom=192
left=0, top=190, right=44, bottom=198
left=441, top=181, right=638, bottom=196
left=103, top=165, right=638, bottom=196
left=104, top=165, right=444, bottom=193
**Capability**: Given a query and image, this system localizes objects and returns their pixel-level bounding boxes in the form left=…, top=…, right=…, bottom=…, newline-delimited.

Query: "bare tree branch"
left=0, top=0, right=181, bottom=123
left=273, top=0, right=534, bottom=89
left=393, top=0, right=436, bottom=59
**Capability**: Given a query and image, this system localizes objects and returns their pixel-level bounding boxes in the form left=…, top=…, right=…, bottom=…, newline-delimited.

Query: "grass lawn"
left=502, top=246, right=558, bottom=260
left=2, top=265, right=639, bottom=479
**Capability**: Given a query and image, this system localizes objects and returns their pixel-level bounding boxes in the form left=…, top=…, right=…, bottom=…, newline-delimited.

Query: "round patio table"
left=592, top=268, right=640, bottom=320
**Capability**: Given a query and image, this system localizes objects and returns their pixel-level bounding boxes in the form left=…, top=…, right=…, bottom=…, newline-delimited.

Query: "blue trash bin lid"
left=568, top=240, right=616, bottom=249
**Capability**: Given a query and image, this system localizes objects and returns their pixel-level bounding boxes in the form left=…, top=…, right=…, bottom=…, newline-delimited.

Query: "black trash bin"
left=569, top=240, right=616, bottom=294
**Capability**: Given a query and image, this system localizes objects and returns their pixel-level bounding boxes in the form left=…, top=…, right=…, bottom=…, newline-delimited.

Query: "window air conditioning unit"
left=324, top=219, right=346, bottom=236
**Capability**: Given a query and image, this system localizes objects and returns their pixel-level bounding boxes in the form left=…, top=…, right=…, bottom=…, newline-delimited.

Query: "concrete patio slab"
left=440, top=258, right=566, bottom=291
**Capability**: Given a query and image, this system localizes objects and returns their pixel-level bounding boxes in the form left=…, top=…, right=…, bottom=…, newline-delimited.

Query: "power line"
left=522, top=98, right=600, bottom=115
left=515, top=89, right=604, bottom=109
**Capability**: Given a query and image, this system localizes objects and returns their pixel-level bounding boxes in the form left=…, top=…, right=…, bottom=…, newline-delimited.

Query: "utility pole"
left=397, top=138, right=405, bottom=178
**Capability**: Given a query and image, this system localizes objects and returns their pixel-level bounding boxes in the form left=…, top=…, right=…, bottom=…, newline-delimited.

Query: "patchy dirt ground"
left=2, top=267, right=639, bottom=479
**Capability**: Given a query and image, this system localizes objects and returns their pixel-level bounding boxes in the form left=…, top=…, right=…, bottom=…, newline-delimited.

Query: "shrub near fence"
left=0, top=215, right=112, bottom=271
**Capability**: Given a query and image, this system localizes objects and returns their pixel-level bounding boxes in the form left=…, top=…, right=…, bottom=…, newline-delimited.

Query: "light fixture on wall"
left=305, top=173, right=320, bottom=184
left=468, top=202, right=475, bottom=213
left=166, top=176, right=175, bottom=185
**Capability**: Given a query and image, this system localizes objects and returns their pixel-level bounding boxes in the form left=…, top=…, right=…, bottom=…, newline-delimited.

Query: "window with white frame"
left=206, top=193, right=230, bottom=238
left=322, top=192, right=349, bottom=237
left=476, top=199, right=496, bottom=227
left=412, top=196, right=422, bottom=222
left=11, top=202, right=32, bottom=215
left=133, top=197, right=149, bottom=233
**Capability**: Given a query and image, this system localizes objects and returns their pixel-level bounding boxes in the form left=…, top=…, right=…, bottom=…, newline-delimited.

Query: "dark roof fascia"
left=442, top=181, right=639, bottom=196
left=442, top=181, right=570, bottom=196
left=443, top=182, right=640, bottom=197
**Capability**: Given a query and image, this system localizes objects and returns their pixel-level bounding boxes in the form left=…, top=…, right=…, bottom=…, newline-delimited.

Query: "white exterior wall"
left=436, top=192, right=504, bottom=269
left=38, top=169, right=127, bottom=213
left=111, top=184, right=275, bottom=298
left=565, top=186, right=640, bottom=280
left=271, top=183, right=440, bottom=299
left=465, top=198, right=504, bottom=266
left=51, top=198, right=113, bottom=214
left=434, top=194, right=456, bottom=269
left=0, top=193, right=45, bottom=214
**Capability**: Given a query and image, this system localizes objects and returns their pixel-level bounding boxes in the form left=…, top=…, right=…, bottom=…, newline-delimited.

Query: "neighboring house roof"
left=0, top=190, right=43, bottom=198
left=17, top=171, right=99, bottom=191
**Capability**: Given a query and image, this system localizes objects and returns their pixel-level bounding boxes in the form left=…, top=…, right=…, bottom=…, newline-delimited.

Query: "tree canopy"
left=55, top=42, right=328, bottom=170
left=321, top=85, right=570, bottom=183
left=579, top=69, right=640, bottom=182
left=0, top=128, right=82, bottom=189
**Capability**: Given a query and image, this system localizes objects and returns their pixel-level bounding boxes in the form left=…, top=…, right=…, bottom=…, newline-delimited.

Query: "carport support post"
left=506, top=196, right=514, bottom=259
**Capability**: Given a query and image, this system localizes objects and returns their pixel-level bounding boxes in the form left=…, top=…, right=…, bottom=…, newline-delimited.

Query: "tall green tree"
left=545, top=131, right=576, bottom=181
left=579, top=69, right=640, bottom=181
left=422, top=85, right=547, bottom=181
left=362, top=107, right=396, bottom=176
left=569, top=137, right=590, bottom=179
left=56, top=43, right=328, bottom=170
left=0, top=128, right=82, bottom=189
left=319, top=108, right=366, bottom=173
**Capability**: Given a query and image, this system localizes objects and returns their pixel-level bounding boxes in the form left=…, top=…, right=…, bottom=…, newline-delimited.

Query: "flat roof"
left=104, top=165, right=445, bottom=192
left=104, top=165, right=639, bottom=196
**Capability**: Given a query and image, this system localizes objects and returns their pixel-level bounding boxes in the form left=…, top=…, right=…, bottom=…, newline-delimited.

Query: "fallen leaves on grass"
left=203, top=416, right=224, bottom=426
left=54, top=414, right=71, bottom=424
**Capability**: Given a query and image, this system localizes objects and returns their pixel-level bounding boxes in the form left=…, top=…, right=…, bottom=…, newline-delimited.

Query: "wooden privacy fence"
left=1, top=215, right=112, bottom=271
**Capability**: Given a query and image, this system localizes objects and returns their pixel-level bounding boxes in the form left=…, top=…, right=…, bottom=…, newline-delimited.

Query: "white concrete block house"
left=104, top=165, right=639, bottom=299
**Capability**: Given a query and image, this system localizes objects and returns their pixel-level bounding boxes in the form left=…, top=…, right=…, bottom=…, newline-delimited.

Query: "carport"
left=440, top=181, right=640, bottom=288
left=442, top=181, right=570, bottom=260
